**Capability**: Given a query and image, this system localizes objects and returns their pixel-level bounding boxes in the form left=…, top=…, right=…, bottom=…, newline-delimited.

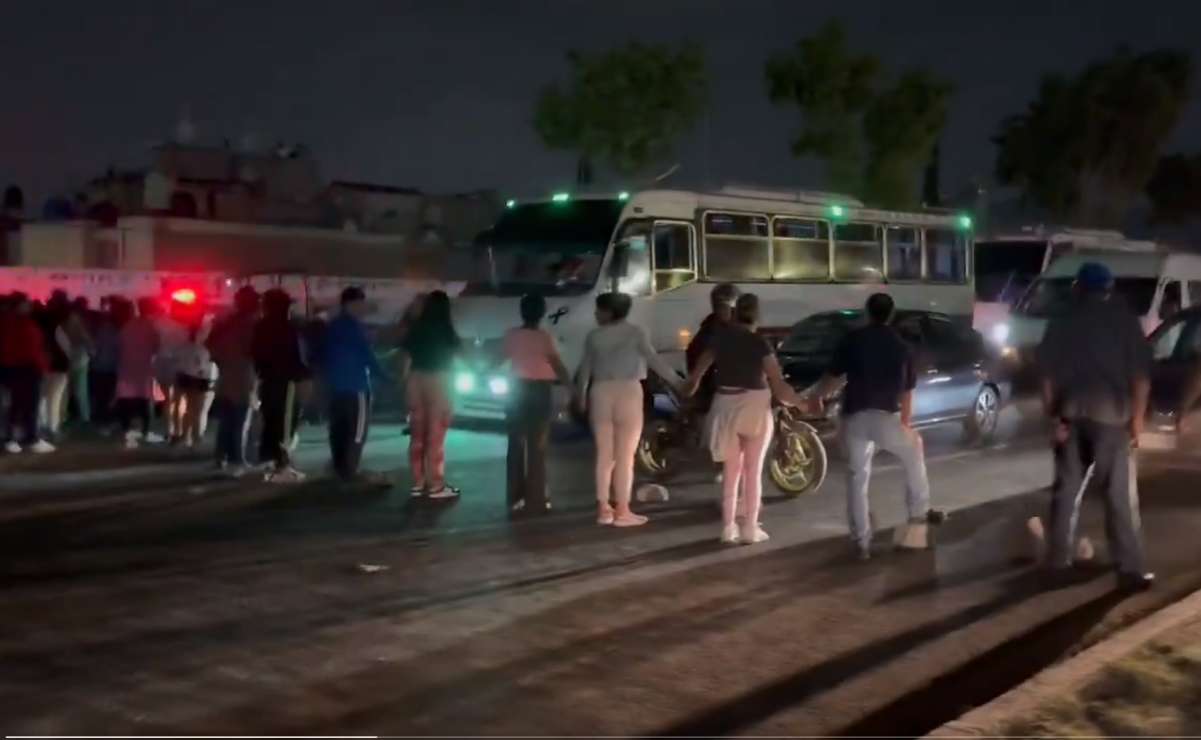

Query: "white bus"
left=451, top=186, right=974, bottom=419
left=973, top=227, right=1156, bottom=346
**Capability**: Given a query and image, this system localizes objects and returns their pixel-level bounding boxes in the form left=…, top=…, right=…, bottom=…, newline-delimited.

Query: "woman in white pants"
left=685, top=294, right=806, bottom=545
left=576, top=292, right=681, bottom=527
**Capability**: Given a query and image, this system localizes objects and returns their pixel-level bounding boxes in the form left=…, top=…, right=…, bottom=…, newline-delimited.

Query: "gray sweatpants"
left=1049, top=419, right=1146, bottom=574
left=843, top=410, right=931, bottom=548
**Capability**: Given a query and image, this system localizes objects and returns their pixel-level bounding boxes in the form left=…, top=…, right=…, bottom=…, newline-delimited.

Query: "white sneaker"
left=265, top=466, right=306, bottom=484
left=3, top=441, right=21, bottom=454
left=28, top=439, right=56, bottom=454
left=428, top=485, right=461, bottom=500
left=227, top=465, right=250, bottom=479
left=721, top=522, right=741, bottom=545
left=144, top=432, right=165, bottom=444
left=288, top=432, right=300, bottom=453
left=742, top=524, right=770, bottom=544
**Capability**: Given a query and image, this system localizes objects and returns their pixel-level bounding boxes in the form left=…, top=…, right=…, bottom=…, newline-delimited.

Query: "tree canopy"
left=533, top=42, right=708, bottom=182
left=1147, top=153, right=1201, bottom=224
left=995, top=47, right=1192, bottom=226
left=766, top=21, right=952, bottom=208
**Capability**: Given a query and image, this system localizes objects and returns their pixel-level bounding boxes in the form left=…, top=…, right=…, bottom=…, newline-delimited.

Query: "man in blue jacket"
left=323, top=287, right=391, bottom=483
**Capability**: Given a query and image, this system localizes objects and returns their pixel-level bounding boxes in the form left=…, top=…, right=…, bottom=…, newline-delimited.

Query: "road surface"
left=3, top=403, right=1201, bottom=736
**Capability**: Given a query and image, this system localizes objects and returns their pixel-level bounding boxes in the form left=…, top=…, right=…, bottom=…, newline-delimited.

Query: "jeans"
left=258, top=380, right=298, bottom=470
left=215, top=399, right=253, bottom=466
left=70, top=359, right=90, bottom=424
left=506, top=380, right=553, bottom=508
left=4, top=367, right=42, bottom=444
left=1049, top=419, right=1146, bottom=575
left=842, top=410, right=931, bottom=549
left=329, top=392, right=371, bottom=480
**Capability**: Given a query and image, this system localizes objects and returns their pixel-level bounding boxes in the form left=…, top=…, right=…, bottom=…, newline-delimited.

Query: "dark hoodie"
left=252, top=290, right=310, bottom=385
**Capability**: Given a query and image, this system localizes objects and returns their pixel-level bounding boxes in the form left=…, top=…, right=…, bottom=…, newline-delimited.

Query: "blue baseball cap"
left=1075, top=262, right=1114, bottom=291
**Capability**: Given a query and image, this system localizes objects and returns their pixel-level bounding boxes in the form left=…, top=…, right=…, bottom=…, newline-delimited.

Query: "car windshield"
left=462, top=200, right=622, bottom=297
left=778, top=311, right=864, bottom=364
left=1016, top=276, right=1159, bottom=318
left=973, top=241, right=1048, bottom=304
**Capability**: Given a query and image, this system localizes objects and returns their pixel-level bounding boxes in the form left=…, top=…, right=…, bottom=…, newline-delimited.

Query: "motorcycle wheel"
left=769, top=420, right=828, bottom=496
left=636, top=418, right=679, bottom=482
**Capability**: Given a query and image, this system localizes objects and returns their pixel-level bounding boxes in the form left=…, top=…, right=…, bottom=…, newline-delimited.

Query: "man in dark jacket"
left=208, top=286, right=259, bottom=475
left=685, top=283, right=739, bottom=413
left=1, top=293, right=55, bottom=454
left=252, top=288, right=310, bottom=483
left=323, top=287, right=391, bottom=483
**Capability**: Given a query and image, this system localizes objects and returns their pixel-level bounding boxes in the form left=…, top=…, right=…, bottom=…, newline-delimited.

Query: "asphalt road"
left=2, top=402, right=1201, bottom=736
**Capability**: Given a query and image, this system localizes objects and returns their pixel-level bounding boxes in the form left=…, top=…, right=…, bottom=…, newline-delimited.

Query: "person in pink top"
left=115, top=297, right=163, bottom=449
left=500, top=293, right=570, bottom=514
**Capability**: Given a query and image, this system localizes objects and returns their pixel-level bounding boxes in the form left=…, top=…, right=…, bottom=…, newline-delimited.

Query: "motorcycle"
left=636, top=385, right=829, bottom=496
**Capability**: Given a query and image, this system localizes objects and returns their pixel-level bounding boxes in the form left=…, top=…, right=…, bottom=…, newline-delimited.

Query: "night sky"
left=2, top=0, right=1199, bottom=206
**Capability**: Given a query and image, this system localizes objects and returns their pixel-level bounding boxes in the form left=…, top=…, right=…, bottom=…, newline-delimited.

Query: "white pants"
left=842, top=410, right=931, bottom=548
left=590, top=380, right=643, bottom=510
left=720, top=418, right=773, bottom=530
left=40, top=372, right=69, bottom=435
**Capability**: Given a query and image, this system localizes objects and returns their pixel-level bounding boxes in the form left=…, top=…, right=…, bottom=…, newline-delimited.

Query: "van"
left=1004, top=249, right=1201, bottom=366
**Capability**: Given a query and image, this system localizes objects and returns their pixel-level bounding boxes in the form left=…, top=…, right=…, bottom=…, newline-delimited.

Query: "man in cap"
left=1037, top=262, right=1155, bottom=591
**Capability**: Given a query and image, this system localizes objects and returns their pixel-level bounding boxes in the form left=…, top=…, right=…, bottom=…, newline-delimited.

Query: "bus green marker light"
left=505, top=199, right=517, bottom=209
left=551, top=192, right=570, bottom=203
left=829, top=204, right=845, bottom=219
left=618, top=191, right=630, bottom=201
left=957, top=214, right=974, bottom=230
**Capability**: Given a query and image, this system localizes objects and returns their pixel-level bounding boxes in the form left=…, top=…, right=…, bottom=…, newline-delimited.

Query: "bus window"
left=885, top=226, right=921, bottom=281
left=614, top=220, right=652, bottom=296
left=703, top=212, right=770, bottom=281
left=653, top=222, right=695, bottom=293
left=833, top=223, right=883, bottom=282
left=926, top=228, right=968, bottom=284
left=772, top=218, right=829, bottom=281
left=973, top=241, right=1047, bottom=303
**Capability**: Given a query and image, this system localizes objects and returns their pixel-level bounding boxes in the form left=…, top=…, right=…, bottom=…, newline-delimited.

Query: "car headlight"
left=991, top=323, right=1010, bottom=344
left=489, top=377, right=510, bottom=396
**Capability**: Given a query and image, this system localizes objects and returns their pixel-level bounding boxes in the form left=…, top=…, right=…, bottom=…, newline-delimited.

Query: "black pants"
left=506, top=380, right=553, bottom=508
left=329, top=392, right=371, bottom=481
left=116, top=397, right=151, bottom=435
left=90, top=370, right=117, bottom=424
left=4, top=366, right=41, bottom=444
left=259, top=379, right=298, bottom=470
left=215, top=398, right=253, bottom=466
left=1050, top=419, right=1146, bottom=575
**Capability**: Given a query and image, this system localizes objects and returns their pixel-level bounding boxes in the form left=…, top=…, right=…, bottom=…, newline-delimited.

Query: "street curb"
left=925, top=585, right=1201, bottom=737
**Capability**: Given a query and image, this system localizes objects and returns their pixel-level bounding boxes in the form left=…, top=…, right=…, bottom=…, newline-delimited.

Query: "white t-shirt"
left=176, top=342, right=217, bottom=381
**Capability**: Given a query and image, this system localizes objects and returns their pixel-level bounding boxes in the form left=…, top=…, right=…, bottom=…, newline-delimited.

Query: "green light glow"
left=489, top=377, right=510, bottom=396
left=829, top=204, right=845, bottom=219
left=551, top=192, right=570, bottom=203
left=454, top=372, right=476, bottom=394
left=505, top=199, right=517, bottom=209
left=618, top=191, right=630, bottom=201
left=957, top=214, right=974, bottom=230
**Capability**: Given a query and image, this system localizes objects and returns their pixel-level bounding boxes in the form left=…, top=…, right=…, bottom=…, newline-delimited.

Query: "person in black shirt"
left=812, top=293, right=937, bottom=560
left=685, top=283, right=739, bottom=411
left=252, top=288, right=311, bottom=484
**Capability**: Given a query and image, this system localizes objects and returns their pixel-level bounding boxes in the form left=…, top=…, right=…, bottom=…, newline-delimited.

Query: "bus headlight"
left=991, top=323, right=1010, bottom=344
left=454, top=372, right=476, bottom=394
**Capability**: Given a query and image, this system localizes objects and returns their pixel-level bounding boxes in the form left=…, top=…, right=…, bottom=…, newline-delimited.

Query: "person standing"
left=90, top=297, right=121, bottom=428
left=0, top=293, right=55, bottom=454
left=39, top=291, right=71, bottom=439
left=1037, top=262, right=1155, bottom=591
left=64, top=296, right=95, bottom=427
left=208, top=286, right=259, bottom=475
left=252, top=288, right=310, bottom=484
left=156, top=300, right=190, bottom=444
left=575, top=292, right=681, bottom=527
left=685, top=283, right=740, bottom=414
left=115, top=298, right=163, bottom=448
left=811, top=293, right=940, bottom=560
left=175, top=318, right=217, bottom=448
left=401, top=290, right=460, bottom=498
left=685, top=293, right=805, bottom=544
left=501, top=293, right=571, bottom=514
left=323, top=287, right=391, bottom=484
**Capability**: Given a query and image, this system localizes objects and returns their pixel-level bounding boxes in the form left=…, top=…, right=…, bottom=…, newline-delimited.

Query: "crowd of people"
left=0, top=264, right=1161, bottom=585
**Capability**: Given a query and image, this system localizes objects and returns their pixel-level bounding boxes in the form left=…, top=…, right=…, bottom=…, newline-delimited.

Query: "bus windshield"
left=974, top=240, right=1048, bottom=304
left=1016, top=277, right=1159, bottom=318
left=463, top=200, right=623, bottom=297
